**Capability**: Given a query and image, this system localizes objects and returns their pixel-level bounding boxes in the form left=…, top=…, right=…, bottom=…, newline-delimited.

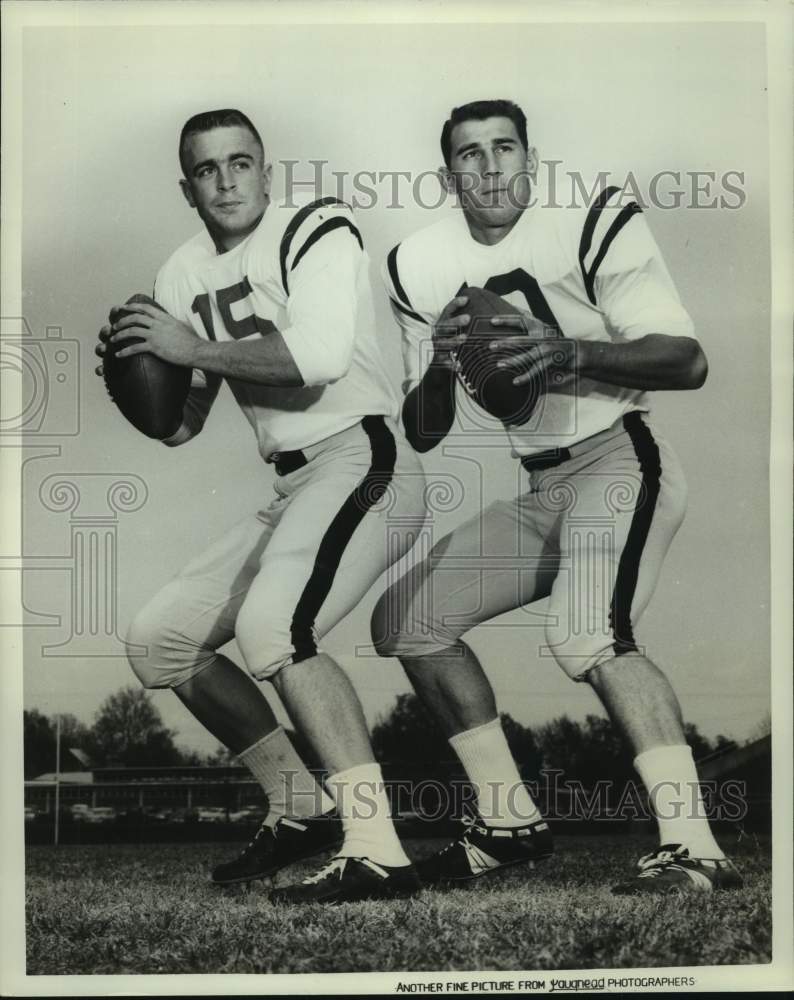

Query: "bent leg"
left=372, top=498, right=557, bottom=829
left=373, top=498, right=559, bottom=736
left=173, top=655, right=279, bottom=754
left=126, top=513, right=278, bottom=751
left=236, top=424, right=426, bottom=867
left=587, top=653, right=684, bottom=751
left=545, top=418, right=724, bottom=859
left=126, top=513, right=331, bottom=822
left=399, top=643, right=497, bottom=737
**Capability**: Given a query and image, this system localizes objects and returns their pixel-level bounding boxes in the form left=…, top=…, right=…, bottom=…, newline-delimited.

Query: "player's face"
left=443, top=117, right=537, bottom=242
left=180, top=126, right=272, bottom=251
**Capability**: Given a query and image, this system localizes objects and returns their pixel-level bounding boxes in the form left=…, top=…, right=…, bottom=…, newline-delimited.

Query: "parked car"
left=228, top=806, right=266, bottom=823
left=196, top=806, right=227, bottom=823
left=169, top=807, right=199, bottom=824
left=70, top=803, right=91, bottom=819
left=24, top=806, right=37, bottom=823
left=118, top=806, right=171, bottom=823
left=83, top=806, right=117, bottom=824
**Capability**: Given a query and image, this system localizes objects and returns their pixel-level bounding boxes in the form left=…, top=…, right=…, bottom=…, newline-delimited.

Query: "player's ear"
left=526, top=146, right=539, bottom=182
left=438, top=165, right=457, bottom=196
left=262, top=160, right=273, bottom=195
left=179, top=178, right=196, bottom=209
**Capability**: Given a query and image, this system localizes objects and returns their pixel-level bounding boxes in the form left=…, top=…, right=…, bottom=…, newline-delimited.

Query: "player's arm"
left=489, top=324, right=706, bottom=392
left=401, top=296, right=470, bottom=453
left=492, top=202, right=707, bottom=392
left=573, top=333, right=706, bottom=390
left=382, top=242, right=466, bottom=453
left=159, top=370, right=223, bottom=447
left=108, top=215, right=362, bottom=388
left=106, top=303, right=304, bottom=386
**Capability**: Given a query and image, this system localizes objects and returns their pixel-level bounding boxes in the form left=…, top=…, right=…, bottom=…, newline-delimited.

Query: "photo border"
left=1, top=0, right=791, bottom=995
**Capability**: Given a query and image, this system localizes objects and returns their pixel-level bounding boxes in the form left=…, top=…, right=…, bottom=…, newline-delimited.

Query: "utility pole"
left=54, top=714, right=61, bottom=847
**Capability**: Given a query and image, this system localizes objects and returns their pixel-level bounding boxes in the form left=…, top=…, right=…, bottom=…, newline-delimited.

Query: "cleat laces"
left=240, top=822, right=270, bottom=856
left=302, top=857, right=347, bottom=885
left=636, top=846, right=686, bottom=878
left=439, top=816, right=476, bottom=853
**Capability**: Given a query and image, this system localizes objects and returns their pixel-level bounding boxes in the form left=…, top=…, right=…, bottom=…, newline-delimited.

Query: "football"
left=451, top=287, right=543, bottom=426
left=102, top=293, right=191, bottom=440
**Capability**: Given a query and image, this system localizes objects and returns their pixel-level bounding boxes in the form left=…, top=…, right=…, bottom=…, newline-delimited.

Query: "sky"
left=16, top=17, right=772, bottom=756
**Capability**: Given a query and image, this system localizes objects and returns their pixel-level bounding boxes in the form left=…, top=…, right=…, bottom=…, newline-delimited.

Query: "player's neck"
left=211, top=198, right=269, bottom=254
left=463, top=210, right=524, bottom=247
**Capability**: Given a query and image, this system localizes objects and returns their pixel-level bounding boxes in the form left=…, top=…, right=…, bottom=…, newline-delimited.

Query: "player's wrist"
left=191, top=337, right=220, bottom=371
left=427, top=354, right=458, bottom=379
left=572, top=338, right=598, bottom=378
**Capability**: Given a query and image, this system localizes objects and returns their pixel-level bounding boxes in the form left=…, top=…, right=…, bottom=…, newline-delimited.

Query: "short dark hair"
left=179, top=109, right=264, bottom=175
left=440, top=99, right=528, bottom=167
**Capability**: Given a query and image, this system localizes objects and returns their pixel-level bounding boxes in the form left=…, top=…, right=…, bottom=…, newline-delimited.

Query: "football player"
left=95, top=109, right=426, bottom=903
left=372, top=99, right=742, bottom=894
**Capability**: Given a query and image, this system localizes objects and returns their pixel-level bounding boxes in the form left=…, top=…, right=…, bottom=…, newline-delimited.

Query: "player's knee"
left=370, top=584, right=461, bottom=660
left=370, top=589, right=403, bottom=658
left=235, top=604, right=295, bottom=682
left=544, top=622, right=619, bottom=683
left=125, top=606, right=213, bottom=689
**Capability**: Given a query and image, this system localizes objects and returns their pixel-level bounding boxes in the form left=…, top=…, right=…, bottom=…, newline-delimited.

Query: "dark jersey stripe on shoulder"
left=389, top=295, right=427, bottom=325
left=387, top=244, right=414, bottom=310
left=578, top=185, right=621, bottom=271
left=280, top=197, right=349, bottom=293
left=290, top=217, right=363, bottom=275
left=583, top=202, right=643, bottom=304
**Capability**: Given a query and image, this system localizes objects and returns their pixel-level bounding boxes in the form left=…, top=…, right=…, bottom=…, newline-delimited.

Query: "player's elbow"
left=402, top=402, right=438, bottom=453
left=304, top=362, right=351, bottom=386
left=321, top=358, right=353, bottom=384
left=680, top=338, right=708, bottom=389
left=299, top=346, right=354, bottom=386
left=160, top=420, right=196, bottom=447
left=406, top=428, right=440, bottom=453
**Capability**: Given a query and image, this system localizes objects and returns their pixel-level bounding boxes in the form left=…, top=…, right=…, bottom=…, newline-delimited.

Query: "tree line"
left=370, top=693, right=737, bottom=788
left=24, top=686, right=737, bottom=786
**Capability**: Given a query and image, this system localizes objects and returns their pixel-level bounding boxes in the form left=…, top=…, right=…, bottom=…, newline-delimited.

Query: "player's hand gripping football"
left=100, top=301, right=201, bottom=368
left=488, top=315, right=577, bottom=388
left=430, top=295, right=471, bottom=373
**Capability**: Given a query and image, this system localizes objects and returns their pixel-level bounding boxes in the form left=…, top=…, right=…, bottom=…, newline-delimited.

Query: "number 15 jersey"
left=382, top=185, right=695, bottom=456
left=155, top=195, right=399, bottom=459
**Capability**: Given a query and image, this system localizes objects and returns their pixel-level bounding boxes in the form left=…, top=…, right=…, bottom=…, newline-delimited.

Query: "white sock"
left=238, top=728, right=335, bottom=827
left=634, top=744, right=725, bottom=858
left=326, top=762, right=410, bottom=867
left=449, top=718, right=543, bottom=828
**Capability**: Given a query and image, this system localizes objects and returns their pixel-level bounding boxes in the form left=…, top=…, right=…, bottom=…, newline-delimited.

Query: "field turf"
left=25, top=832, right=771, bottom=975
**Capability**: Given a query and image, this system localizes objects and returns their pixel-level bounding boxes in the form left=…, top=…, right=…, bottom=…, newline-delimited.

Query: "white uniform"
left=382, top=185, right=694, bottom=455
left=374, top=186, right=694, bottom=680
left=127, top=196, right=425, bottom=686
left=156, top=195, right=399, bottom=456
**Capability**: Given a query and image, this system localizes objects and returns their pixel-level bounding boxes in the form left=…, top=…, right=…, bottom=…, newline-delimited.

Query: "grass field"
left=25, top=832, right=771, bottom=975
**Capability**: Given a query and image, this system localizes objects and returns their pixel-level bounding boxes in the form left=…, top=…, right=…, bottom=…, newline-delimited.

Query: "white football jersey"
left=155, top=195, right=399, bottom=459
left=382, top=185, right=695, bottom=456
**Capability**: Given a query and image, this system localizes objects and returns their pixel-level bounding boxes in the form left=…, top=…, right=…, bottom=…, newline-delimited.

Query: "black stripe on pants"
left=609, top=412, right=662, bottom=657
left=289, top=416, right=397, bottom=664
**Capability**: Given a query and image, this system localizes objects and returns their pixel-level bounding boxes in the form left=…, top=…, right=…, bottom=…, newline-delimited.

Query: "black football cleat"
left=611, top=843, right=743, bottom=896
left=416, top=817, right=554, bottom=885
left=270, top=856, right=422, bottom=905
left=211, top=814, right=341, bottom=886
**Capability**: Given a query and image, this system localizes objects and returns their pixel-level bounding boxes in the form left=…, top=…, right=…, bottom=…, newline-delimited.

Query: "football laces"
left=452, top=354, right=477, bottom=397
